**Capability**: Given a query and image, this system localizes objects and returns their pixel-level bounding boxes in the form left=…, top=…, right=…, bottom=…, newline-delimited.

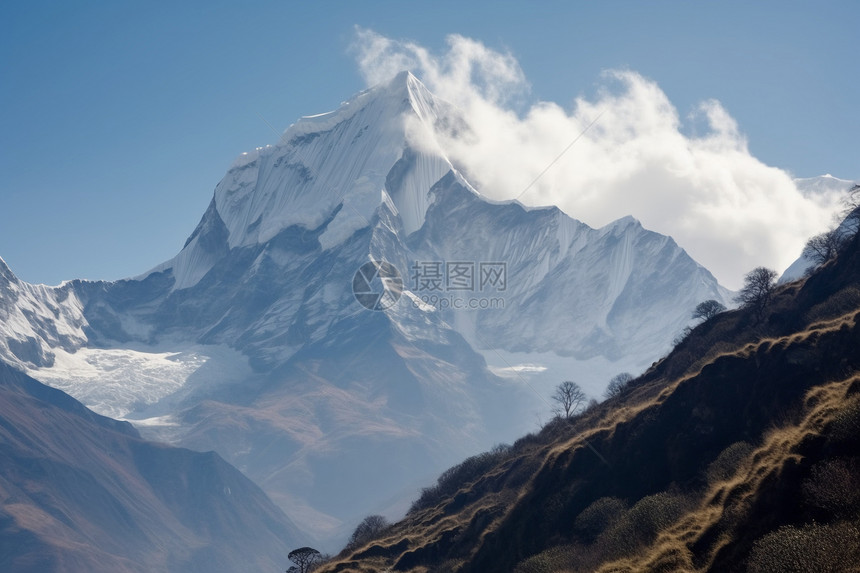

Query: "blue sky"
left=1, top=1, right=857, bottom=285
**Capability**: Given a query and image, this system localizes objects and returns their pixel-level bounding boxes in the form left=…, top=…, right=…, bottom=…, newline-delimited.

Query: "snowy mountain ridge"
left=144, top=72, right=454, bottom=292
left=0, top=256, right=88, bottom=368
left=793, top=173, right=855, bottom=199
left=0, top=71, right=734, bottom=545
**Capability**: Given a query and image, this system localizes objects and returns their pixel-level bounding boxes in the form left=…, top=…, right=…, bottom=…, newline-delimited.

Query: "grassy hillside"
left=317, top=230, right=860, bottom=572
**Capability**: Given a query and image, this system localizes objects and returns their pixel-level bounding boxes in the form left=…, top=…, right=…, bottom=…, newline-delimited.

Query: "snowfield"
left=28, top=344, right=251, bottom=419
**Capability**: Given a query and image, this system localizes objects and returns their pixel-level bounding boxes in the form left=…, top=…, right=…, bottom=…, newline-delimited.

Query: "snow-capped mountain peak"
left=1, top=71, right=736, bottom=546
left=155, top=71, right=456, bottom=291
left=215, top=70, right=451, bottom=248
left=794, top=173, right=855, bottom=199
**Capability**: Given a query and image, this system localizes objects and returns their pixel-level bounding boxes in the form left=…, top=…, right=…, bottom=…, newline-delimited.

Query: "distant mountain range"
left=6, top=72, right=843, bottom=551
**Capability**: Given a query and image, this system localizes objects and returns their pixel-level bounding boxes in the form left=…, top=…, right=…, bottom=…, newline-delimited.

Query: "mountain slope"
left=411, top=173, right=729, bottom=365
left=780, top=175, right=856, bottom=282
left=317, top=223, right=860, bottom=572
left=0, top=257, right=87, bottom=369
left=0, top=361, right=302, bottom=573
left=0, top=72, right=731, bottom=543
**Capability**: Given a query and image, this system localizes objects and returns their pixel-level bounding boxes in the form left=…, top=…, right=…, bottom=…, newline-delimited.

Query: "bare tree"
left=692, top=299, right=726, bottom=322
left=842, top=184, right=860, bottom=235
left=803, top=228, right=847, bottom=268
left=287, top=547, right=322, bottom=573
left=604, top=373, right=634, bottom=400
left=734, top=267, right=778, bottom=322
left=346, top=515, right=390, bottom=550
left=552, top=380, right=587, bottom=419
left=672, top=326, right=693, bottom=347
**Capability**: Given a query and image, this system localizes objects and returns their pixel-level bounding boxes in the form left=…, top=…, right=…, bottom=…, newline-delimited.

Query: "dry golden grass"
left=517, top=308, right=858, bottom=573
left=318, top=303, right=860, bottom=573
left=594, top=369, right=859, bottom=573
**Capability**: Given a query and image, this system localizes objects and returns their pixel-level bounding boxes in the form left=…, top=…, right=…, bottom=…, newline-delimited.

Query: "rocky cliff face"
left=0, top=72, right=731, bottom=544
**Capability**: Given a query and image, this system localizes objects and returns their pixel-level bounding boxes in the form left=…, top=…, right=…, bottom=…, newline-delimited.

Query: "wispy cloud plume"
left=353, top=29, right=844, bottom=289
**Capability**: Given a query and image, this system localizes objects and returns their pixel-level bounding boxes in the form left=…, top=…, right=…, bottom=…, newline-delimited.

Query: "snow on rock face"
left=410, top=175, right=732, bottom=367
left=0, top=72, right=740, bottom=547
left=142, top=197, right=230, bottom=290
left=780, top=175, right=857, bottom=283
left=0, top=68, right=734, bottom=412
left=0, top=257, right=88, bottom=369
left=214, top=72, right=453, bottom=253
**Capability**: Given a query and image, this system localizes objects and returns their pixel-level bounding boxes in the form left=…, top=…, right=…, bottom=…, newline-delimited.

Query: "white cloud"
left=353, top=29, right=845, bottom=289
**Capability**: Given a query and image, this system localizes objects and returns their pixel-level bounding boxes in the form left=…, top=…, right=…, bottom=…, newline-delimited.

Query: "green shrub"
left=802, top=457, right=860, bottom=518
left=409, top=445, right=512, bottom=514
left=513, top=544, right=578, bottom=573
left=746, top=522, right=860, bottom=573
left=705, top=441, right=754, bottom=484
left=828, top=399, right=860, bottom=446
left=804, top=286, right=860, bottom=325
left=624, top=492, right=689, bottom=542
left=573, top=497, right=627, bottom=543
left=345, top=514, right=391, bottom=551
left=596, top=492, right=690, bottom=559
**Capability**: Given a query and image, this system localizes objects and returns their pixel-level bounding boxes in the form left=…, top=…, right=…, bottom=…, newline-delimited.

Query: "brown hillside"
left=317, top=231, right=860, bottom=573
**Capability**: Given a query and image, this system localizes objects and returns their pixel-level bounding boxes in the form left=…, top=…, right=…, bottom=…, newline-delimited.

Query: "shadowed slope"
left=0, top=362, right=302, bottom=573
left=317, top=231, right=860, bottom=572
